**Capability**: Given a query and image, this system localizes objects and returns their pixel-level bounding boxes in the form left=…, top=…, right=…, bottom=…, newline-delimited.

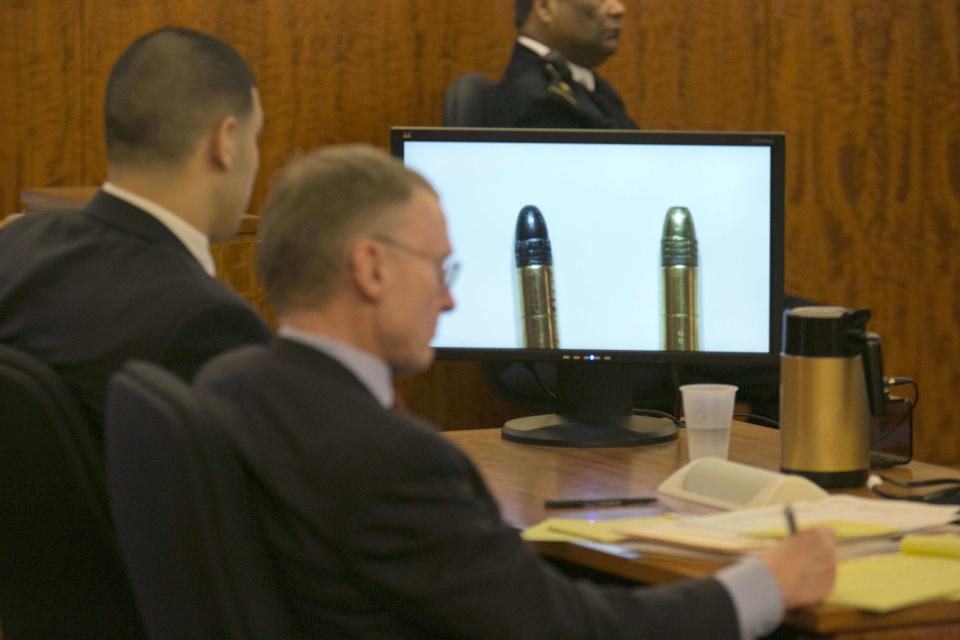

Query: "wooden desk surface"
left=444, top=424, right=960, bottom=639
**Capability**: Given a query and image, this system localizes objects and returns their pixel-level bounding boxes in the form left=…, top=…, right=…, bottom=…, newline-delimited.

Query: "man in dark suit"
left=0, top=28, right=270, bottom=436
left=486, top=1, right=804, bottom=423
left=491, top=0, right=636, bottom=128
left=195, top=145, right=836, bottom=639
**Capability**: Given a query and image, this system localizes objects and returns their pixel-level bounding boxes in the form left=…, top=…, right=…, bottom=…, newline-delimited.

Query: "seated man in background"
left=491, top=0, right=637, bottom=128
left=195, top=144, right=836, bottom=639
left=0, top=27, right=270, bottom=436
left=486, top=0, right=808, bottom=422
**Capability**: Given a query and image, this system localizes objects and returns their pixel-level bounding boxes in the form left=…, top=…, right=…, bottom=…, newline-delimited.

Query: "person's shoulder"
left=201, top=341, right=456, bottom=452
left=593, top=72, right=627, bottom=104
left=0, top=207, right=91, bottom=240
left=499, top=53, right=550, bottom=94
left=196, top=340, right=360, bottom=407
left=110, top=258, right=252, bottom=332
left=492, top=50, right=596, bottom=128
left=195, top=342, right=273, bottom=386
left=197, top=342, right=468, bottom=475
left=176, top=266, right=256, bottom=306
left=0, top=207, right=129, bottom=278
left=160, top=293, right=268, bottom=349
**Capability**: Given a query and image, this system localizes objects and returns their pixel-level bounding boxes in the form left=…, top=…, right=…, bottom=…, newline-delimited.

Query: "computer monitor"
left=391, top=127, right=784, bottom=447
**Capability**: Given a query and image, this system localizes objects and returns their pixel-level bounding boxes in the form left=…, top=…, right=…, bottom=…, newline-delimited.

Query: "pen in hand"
left=784, top=503, right=798, bottom=535
left=544, top=496, right=658, bottom=509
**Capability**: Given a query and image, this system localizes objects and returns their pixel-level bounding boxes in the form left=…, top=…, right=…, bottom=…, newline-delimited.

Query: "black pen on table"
left=784, top=503, right=798, bottom=535
left=544, top=496, right=658, bottom=509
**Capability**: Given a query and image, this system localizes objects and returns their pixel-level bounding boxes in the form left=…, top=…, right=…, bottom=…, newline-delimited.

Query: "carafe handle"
left=862, top=332, right=886, bottom=416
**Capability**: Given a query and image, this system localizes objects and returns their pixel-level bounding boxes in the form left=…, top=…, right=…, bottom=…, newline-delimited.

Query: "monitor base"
left=501, top=414, right=677, bottom=448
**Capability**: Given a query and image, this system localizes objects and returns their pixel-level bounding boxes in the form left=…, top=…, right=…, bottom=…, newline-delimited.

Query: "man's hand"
left=758, top=527, right=837, bottom=609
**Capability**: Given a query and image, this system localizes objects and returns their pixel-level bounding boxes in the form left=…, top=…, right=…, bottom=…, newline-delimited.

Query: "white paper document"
left=617, top=495, right=959, bottom=553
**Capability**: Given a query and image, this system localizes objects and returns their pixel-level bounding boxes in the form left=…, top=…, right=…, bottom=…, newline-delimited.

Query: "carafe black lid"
left=782, top=306, right=871, bottom=357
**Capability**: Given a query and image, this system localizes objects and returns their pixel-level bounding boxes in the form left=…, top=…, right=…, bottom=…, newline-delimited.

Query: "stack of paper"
left=614, top=495, right=959, bottom=553
left=522, top=515, right=675, bottom=543
left=521, top=498, right=960, bottom=614
left=521, top=514, right=729, bottom=571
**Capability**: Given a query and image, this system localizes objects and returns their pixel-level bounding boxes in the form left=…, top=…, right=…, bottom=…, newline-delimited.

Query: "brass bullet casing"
left=660, top=207, right=700, bottom=351
left=517, top=264, right=558, bottom=348
left=780, top=353, right=870, bottom=485
left=515, top=205, right=559, bottom=349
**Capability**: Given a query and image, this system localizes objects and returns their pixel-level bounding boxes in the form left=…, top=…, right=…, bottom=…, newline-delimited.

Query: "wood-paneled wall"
left=1, top=1, right=958, bottom=463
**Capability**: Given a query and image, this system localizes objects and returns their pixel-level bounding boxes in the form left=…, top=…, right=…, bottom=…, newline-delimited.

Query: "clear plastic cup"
left=680, top=384, right=738, bottom=461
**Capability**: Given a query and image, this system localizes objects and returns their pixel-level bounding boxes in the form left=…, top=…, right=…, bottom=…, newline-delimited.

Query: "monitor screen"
left=391, top=127, right=784, bottom=367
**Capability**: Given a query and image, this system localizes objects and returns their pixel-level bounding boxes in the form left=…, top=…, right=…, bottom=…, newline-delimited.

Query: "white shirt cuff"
left=715, top=556, right=785, bottom=640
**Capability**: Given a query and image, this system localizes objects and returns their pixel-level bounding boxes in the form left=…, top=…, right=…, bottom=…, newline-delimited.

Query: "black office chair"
left=105, top=361, right=295, bottom=639
left=0, top=344, right=146, bottom=639
left=443, top=73, right=495, bottom=126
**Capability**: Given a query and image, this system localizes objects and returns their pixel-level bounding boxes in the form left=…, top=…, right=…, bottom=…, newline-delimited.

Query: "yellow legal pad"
left=826, top=534, right=960, bottom=613
left=522, top=515, right=676, bottom=543
left=746, top=520, right=897, bottom=540
left=902, top=533, right=960, bottom=559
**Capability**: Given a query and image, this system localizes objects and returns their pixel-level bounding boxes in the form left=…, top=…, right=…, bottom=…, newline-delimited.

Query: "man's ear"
left=209, top=115, right=239, bottom=171
left=532, top=0, right=555, bottom=24
left=349, top=237, right=388, bottom=301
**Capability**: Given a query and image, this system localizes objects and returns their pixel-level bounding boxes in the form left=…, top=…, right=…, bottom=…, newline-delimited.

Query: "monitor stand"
left=501, top=362, right=678, bottom=447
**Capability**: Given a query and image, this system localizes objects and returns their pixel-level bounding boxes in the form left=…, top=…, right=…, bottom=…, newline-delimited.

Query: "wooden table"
left=444, top=424, right=960, bottom=639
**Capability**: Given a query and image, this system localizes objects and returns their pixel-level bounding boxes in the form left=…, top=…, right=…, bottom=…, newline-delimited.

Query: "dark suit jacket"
left=490, top=44, right=638, bottom=129
left=0, top=191, right=270, bottom=436
left=195, top=338, right=741, bottom=640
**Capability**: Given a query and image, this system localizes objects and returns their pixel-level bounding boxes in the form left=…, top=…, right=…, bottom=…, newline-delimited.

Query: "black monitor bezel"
left=390, top=126, right=785, bottom=368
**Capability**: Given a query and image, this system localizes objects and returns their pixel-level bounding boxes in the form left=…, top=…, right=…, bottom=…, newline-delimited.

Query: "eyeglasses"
left=372, top=235, right=461, bottom=289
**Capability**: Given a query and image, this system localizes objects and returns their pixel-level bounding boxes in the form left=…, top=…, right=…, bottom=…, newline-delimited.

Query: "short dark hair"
left=258, top=145, right=435, bottom=313
left=104, top=27, right=256, bottom=167
left=515, top=0, right=533, bottom=29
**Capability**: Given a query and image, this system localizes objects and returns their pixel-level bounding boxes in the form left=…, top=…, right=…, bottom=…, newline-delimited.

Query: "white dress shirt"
left=517, top=36, right=597, bottom=92
left=101, top=181, right=216, bottom=276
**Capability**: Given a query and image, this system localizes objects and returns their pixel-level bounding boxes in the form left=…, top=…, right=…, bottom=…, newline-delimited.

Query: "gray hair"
left=258, top=144, right=435, bottom=313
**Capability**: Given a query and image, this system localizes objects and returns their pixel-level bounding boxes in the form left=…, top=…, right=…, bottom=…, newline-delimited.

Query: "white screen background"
left=405, top=140, right=772, bottom=353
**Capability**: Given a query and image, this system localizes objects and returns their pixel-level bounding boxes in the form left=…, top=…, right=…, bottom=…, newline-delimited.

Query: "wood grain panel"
left=1, top=1, right=959, bottom=462
left=0, top=1, right=84, bottom=218
left=915, top=2, right=960, bottom=464
left=397, top=361, right=527, bottom=431
left=613, top=0, right=769, bottom=130
left=768, top=1, right=956, bottom=463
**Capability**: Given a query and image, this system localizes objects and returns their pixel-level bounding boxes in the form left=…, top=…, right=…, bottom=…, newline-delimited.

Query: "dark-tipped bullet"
left=660, top=206, right=700, bottom=351
left=515, top=205, right=559, bottom=348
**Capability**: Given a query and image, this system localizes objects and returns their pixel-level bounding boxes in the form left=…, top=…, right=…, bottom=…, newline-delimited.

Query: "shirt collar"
left=277, top=325, right=395, bottom=409
left=517, top=36, right=597, bottom=92
left=101, top=181, right=216, bottom=276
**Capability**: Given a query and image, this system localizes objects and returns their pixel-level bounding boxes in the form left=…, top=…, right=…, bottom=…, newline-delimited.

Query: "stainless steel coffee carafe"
left=780, top=307, right=885, bottom=488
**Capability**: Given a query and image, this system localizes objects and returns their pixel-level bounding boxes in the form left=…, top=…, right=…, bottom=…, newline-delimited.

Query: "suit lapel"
left=511, top=45, right=636, bottom=129
left=591, top=77, right=637, bottom=129
left=83, top=190, right=194, bottom=258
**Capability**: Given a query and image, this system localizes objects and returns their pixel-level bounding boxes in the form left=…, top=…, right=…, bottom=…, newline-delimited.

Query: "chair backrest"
left=105, top=361, right=294, bottom=640
left=0, top=343, right=146, bottom=639
left=443, top=73, right=495, bottom=126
